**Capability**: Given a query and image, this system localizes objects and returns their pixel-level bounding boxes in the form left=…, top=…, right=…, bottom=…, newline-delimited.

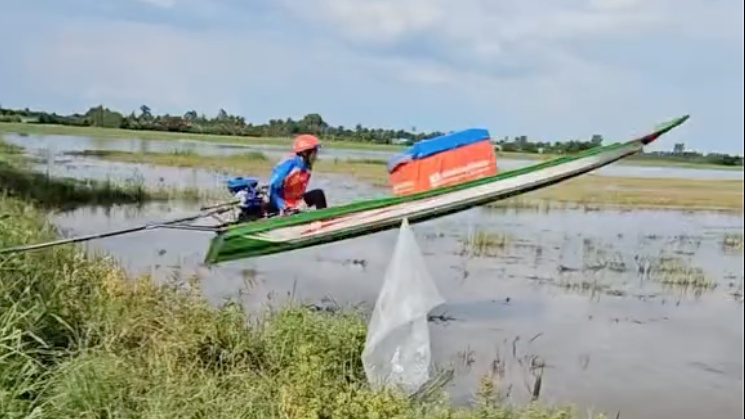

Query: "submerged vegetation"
left=720, top=232, right=744, bottom=253
left=455, top=231, right=732, bottom=299
left=641, top=255, right=716, bottom=289
left=459, top=228, right=512, bottom=257
left=0, top=194, right=595, bottom=418
left=0, top=159, right=151, bottom=209
left=0, top=140, right=221, bottom=209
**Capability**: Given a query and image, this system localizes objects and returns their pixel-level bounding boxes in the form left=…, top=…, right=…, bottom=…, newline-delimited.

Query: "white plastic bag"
left=362, top=218, right=445, bottom=395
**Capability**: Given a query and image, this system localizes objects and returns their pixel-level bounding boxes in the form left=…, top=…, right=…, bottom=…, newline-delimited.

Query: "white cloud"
left=18, top=18, right=410, bottom=119
left=279, top=0, right=740, bottom=78
left=279, top=0, right=665, bottom=56
left=1, top=0, right=742, bottom=152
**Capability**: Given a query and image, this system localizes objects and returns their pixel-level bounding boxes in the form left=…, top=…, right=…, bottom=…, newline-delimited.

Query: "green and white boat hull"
left=205, top=115, right=690, bottom=264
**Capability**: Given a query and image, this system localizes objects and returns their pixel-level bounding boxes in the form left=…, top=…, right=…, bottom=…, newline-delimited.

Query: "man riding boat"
left=225, top=134, right=327, bottom=223
left=266, top=134, right=328, bottom=215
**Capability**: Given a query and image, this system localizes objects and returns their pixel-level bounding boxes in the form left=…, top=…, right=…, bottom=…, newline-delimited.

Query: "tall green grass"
left=0, top=195, right=590, bottom=418
left=0, top=139, right=24, bottom=156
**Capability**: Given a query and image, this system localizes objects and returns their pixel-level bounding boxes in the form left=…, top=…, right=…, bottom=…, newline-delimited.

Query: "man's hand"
left=282, top=207, right=300, bottom=216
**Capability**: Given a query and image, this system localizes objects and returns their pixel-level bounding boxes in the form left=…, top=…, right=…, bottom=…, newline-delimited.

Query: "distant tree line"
left=0, top=105, right=741, bottom=166
left=0, top=105, right=444, bottom=145
left=635, top=150, right=743, bottom=166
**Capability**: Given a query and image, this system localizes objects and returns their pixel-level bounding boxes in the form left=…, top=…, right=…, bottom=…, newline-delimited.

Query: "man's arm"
left=235, top=190, right=248, bottom=207
left=268, top=159, right=295, bottom=211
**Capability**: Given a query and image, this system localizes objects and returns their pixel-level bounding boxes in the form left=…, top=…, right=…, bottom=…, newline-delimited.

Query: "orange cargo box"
left=386, top=128, right=497, bottom=196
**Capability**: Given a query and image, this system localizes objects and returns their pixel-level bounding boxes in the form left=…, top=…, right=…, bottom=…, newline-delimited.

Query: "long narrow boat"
left=205, top=114, right=690, bottom=264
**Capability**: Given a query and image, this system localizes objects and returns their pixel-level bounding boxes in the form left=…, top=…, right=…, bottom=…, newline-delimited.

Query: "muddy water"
left=4, top=132, right=744, bottom=180
left=7, top=134, right=745, bottom=418
left=48, top=184, right=744, bottom=419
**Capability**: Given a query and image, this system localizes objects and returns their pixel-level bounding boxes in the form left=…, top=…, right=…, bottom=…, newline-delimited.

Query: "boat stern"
left=203, top=233, right=226, bottom=265
left=203, top=229, right=292, bottom=265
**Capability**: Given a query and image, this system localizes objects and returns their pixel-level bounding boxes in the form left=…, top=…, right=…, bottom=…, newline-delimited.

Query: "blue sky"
left=1, top=0, right=742, bottom=153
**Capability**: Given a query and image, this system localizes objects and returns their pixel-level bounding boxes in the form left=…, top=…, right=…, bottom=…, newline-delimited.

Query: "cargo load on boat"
left=386, top=128, right=498, bottom=196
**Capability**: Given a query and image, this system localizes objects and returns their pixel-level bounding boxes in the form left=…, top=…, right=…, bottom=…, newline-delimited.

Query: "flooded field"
left=4, top=132, right=744, bottom=181
left=50, top=190, right=744, bottom=419
left=4, top=132, right=745, bottom=418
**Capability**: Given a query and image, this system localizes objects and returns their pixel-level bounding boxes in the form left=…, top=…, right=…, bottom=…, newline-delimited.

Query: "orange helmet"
left=292, top=134, right=320, bottom=154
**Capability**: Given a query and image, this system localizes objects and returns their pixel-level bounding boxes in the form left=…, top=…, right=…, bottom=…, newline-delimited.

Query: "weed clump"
left=721, top=232, right=744, bottom=253
left=459, top=228, right=511, bottom=257
left=643, top=255, right=716, bottom=289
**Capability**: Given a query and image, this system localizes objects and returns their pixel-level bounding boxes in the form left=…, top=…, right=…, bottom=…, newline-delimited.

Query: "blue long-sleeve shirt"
left=268, top=155, right=311, bottom=211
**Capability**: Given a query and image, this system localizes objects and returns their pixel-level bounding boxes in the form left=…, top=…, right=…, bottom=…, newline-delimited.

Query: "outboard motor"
left=226, top=176, right=266, bottom=221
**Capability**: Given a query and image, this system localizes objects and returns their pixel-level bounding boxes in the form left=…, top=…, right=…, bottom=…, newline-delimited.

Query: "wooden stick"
left=0, top=206, right=232, bottom=255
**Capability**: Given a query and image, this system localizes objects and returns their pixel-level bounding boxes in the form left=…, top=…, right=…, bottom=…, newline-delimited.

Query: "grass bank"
left=72, top=148, right=745, bottom=212
left=0, top=137, right=25, bottom=157
left=0, top=194, right=591, bottom=418
left=4, top=121, right=742, bottom=171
